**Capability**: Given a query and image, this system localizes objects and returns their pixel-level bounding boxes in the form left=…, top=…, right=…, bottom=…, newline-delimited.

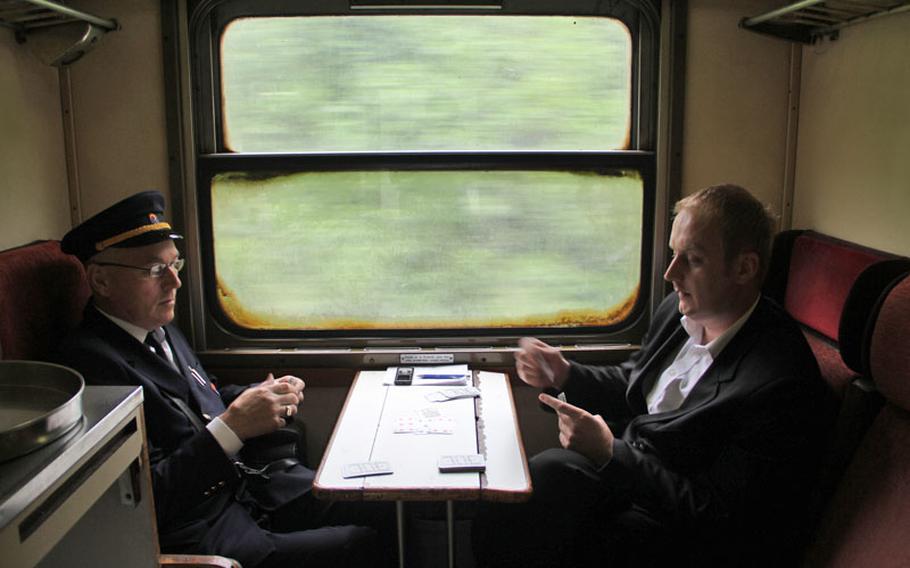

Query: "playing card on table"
left=393, top=411, right=455, bottom=434
left=422, top=416, right=455, bottom=434
left=394, top=414, right=422, bottom=433
left=425, top=386, right=482, bottom=402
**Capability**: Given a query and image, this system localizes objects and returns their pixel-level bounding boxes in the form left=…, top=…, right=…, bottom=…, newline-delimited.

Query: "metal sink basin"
left=0, top=361, right=84, bottom=463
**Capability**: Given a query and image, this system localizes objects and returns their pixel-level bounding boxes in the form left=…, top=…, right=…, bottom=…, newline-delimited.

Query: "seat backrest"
left=804, top=273, right=910, bottom=567
left=764, top=230, right=908, bottom=397
left=0, top=240, right=90, bottom=361
left=783, top=231, right=897, bottom=342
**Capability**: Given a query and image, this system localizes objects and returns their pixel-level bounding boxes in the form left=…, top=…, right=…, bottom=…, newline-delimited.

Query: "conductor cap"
left=61, top=191, right=183, bottom=263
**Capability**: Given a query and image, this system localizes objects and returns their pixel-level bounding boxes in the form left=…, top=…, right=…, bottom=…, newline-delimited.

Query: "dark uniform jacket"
left=57, top=305, right=313, bottom=567
left=561, top=292, right=833, bottom=564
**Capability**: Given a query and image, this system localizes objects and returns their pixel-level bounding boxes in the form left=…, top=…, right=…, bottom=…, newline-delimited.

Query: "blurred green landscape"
left=213, top=170, right=642, bottom=330
left=222, top=15, right=632, bottom=152
left=214, top=16, right=642, bottom=330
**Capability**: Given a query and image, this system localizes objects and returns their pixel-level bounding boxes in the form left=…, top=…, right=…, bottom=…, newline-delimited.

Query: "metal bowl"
left=0, top=361, right=85, bottom=463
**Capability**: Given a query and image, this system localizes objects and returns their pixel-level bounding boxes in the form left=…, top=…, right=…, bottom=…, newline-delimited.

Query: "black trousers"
left=258, top=494, right=397, bottom=568
left=472, top=448, right=668, bottom=568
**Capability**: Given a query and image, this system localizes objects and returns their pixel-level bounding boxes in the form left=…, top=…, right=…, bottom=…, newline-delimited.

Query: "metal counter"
left=0, top=386, right=153, bottom=568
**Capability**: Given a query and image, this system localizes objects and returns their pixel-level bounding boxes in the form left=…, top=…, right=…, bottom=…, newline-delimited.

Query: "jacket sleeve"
left=561, top=357, right=640, bottom=421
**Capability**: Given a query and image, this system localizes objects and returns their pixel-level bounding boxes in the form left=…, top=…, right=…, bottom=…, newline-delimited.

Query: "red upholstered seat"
left=784, top=233, right=894, bottom=342
left=803, top=333, right=858, bottom=395
left=765, top=232, right=909, bottom=551
left=768, top=231, right=906, bottom=397
left=0, top=240, right=90, bottom=361
left=804, top=273, right=910, bottom=567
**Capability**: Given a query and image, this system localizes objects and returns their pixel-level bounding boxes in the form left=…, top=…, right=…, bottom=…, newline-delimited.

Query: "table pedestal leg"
left=447, top=500, right=455, bottom=568
left=396, top=500, right=405, bottom=568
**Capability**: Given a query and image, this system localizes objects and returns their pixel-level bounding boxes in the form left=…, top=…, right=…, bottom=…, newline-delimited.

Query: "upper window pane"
left=220, top=15, right=632, bottom=152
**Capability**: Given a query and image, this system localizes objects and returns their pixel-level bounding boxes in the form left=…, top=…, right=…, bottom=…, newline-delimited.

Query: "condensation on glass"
left=220, top=15, right=632, bottom=152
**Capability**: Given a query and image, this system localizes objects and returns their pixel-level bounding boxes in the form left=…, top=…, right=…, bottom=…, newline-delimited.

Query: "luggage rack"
left=0, top=0, right=117, bottom=42
left=0, top=0, right=118, bottom=65
left=740, top=0, right=910, bottom=43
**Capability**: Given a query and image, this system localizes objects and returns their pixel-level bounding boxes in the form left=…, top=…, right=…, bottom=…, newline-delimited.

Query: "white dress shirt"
left=646, top=296, right=760, bottom=414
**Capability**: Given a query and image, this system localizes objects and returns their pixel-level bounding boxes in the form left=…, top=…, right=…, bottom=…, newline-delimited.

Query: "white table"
left=314, top=370, right=531, bottom=567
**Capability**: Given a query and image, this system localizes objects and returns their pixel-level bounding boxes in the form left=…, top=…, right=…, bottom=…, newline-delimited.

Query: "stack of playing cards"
left=425, top=386, right=482, bottom=403
left=341, top=461, right=394, bottom=478
left=438, top=454, right=486, bottom=473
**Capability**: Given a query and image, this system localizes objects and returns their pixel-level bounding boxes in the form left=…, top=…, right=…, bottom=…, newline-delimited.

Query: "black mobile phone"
left=394, top=367, right=414, bottom=385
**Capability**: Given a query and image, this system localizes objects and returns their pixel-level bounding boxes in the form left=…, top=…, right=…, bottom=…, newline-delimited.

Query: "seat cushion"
left=803, top=332, right=857, bottom=398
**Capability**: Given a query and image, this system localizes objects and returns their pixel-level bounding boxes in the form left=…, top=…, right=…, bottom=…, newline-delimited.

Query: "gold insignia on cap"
left=94, top=222, right=173, bottom=251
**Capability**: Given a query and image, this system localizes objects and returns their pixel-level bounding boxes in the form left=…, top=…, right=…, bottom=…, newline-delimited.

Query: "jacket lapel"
left=627, top=326, right=687, bottom=412
left=164, top=325, right=226, bottom=418
left=633, top=298, right=769, bottom=424
left=82, top=306, right=191, bottom=400
left=625, top=299, right=690, bottom=414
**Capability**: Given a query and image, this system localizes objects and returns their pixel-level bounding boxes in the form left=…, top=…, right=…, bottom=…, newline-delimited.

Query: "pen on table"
left=419, top=374, right=467, bottom=380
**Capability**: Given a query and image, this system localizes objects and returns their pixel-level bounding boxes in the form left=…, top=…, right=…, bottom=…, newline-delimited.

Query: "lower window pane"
left=210, top=169, right=643, bottom=331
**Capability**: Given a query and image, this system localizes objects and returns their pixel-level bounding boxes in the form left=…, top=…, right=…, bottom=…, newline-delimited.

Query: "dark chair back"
left=0, top=240, right=90, bottom=361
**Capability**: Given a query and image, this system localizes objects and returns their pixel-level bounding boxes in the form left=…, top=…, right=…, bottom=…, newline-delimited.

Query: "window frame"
left=186, top=0, right=661, bottom=350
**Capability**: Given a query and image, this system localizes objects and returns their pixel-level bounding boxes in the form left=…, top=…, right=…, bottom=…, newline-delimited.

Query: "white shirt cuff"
left=207, top=416, right=243, bottom=457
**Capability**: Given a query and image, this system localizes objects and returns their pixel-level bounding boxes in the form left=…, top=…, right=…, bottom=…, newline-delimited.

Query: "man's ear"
left=733, top=251, right=760, bottom=284
left=86, top=264, right=111, bottom=298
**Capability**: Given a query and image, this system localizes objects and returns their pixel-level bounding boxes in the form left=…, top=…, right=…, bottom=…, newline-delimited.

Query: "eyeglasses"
left=91, top=258, right=185, bottom=279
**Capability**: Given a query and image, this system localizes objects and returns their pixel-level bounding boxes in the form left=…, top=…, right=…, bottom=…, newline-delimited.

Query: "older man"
left=474, top=184, right=834, bottom=566
left=57, top=191, right=386, bottom=568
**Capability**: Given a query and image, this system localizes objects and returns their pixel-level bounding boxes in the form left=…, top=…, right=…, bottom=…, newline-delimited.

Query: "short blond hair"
left=674, top=184, right=777, bottom=283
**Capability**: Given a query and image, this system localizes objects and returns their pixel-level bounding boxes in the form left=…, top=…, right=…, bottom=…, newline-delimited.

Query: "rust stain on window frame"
left=217, top=276, right=638, bottom=332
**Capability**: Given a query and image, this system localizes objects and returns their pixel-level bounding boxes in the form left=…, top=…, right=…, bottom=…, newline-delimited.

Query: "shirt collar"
left=680, top=295, right=760, bottom=358
left=94, top=305, right=152, bottom=344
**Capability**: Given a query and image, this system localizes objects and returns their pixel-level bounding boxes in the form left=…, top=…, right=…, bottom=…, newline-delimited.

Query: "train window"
left=188, top=1, right=658, bottom=344
left=206, top=166, right=642, bottom=331
left=220, top=16, right=632, bottom=152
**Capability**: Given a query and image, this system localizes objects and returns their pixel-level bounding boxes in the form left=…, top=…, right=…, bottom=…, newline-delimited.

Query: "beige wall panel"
left=0, top=31, right=70, bottom=250
left=793, top=12, right=910, bottom=256
left=683, top=0, right=792, bottom=217
left=68, top=0, right=171, bottom=220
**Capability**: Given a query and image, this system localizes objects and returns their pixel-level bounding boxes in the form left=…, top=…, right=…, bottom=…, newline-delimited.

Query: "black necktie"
left=145, top=329, right=174, bottom=368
